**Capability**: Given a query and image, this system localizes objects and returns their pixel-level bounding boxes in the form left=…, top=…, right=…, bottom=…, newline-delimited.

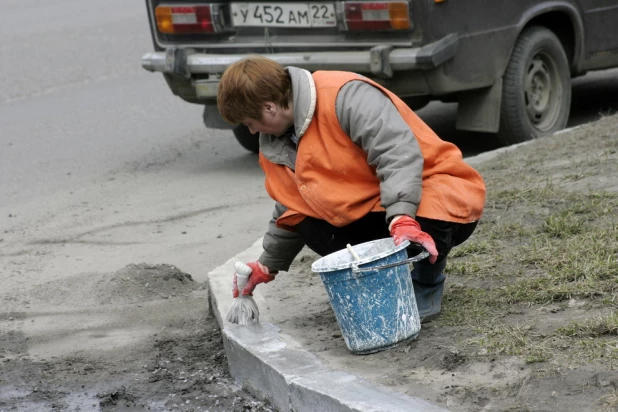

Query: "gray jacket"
left=259, top=67, right=424, bottom=271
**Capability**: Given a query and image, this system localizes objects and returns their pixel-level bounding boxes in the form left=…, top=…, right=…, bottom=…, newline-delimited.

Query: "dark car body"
left=142, top=0, right=618, bottom=150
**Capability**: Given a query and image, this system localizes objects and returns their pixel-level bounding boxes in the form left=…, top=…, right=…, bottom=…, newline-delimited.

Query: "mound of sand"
left=26, top=263, right=201, bottom=307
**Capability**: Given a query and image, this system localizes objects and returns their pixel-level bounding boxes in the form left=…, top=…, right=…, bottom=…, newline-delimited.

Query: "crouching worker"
left=217, top=56, right=486, bottom=322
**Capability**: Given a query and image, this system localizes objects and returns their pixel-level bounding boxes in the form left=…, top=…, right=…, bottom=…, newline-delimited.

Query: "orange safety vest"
left=259, top=71, right=486, bottom=231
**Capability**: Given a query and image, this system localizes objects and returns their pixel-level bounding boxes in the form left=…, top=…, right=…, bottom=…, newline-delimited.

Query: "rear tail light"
left=343, top=1, right=410, bottom=30
left=156, top=4, right=222, bottom=34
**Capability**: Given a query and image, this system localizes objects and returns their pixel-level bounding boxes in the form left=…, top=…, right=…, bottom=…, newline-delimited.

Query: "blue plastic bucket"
left=311, top=238, right=426, bottom=354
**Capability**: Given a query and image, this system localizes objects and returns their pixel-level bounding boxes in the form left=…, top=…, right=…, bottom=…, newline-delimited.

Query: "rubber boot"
left=411, top=258, right=447, bottom=323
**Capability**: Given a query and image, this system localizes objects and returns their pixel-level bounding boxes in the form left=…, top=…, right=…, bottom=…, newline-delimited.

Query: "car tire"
left=498, top=26, right=571, bottom=146
left=233, top=125, right=260, bottom=153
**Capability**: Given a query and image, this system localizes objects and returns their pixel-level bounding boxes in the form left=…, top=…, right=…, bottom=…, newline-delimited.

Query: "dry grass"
left=442, top=114, right=618, bottom=370
left=600, top=389, right=618, bottom=412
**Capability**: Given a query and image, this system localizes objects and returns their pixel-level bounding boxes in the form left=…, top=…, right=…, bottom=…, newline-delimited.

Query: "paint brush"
left=226, top=261, right=260, bottom=325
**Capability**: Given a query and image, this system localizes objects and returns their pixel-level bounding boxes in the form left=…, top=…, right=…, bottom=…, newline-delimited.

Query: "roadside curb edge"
left=207, top=238, right=451, bottom=412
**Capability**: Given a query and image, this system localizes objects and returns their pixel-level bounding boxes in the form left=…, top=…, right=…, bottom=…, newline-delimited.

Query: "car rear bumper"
left=141, top=34, right=458, bottom=97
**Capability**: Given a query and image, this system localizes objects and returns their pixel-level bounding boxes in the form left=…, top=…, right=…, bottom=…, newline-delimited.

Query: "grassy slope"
left=445, top=113, right=618, bottom=370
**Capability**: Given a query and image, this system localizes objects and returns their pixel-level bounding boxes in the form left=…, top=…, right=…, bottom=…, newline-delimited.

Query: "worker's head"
left=218, top=56, right=293, bottom=137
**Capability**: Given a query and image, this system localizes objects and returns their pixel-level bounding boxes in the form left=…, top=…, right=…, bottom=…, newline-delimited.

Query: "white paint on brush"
left=226, top=261, right=260, bottom=325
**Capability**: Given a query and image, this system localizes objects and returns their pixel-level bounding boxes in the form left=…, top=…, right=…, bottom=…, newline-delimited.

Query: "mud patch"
left=441, top=350, right=467, bottom=371
left=98, top=388, right=137, bottom=408
left=0, top=312, right=273, bottom=411
left=0, top=264, right=273, bottom=412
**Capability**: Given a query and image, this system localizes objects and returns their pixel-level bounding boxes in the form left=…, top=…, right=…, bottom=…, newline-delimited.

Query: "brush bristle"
left=226, top=295, right=259, bottom=325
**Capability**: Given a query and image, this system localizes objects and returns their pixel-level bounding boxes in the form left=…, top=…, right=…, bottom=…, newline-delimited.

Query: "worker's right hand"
left=232, top=261, right=276, bottom=298
left=389, top=215, right=439, bottom=264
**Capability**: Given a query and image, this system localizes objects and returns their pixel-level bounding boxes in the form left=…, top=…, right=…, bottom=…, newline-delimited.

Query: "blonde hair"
left=217, top=56, right=291, bottom=124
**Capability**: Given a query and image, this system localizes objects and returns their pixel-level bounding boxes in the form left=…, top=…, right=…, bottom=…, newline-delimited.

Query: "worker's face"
left=242, top=102, right=291, bottom=137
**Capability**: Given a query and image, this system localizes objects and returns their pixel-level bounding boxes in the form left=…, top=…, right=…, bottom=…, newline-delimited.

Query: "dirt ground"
left=0, top=264, right=273, bottom=411
left=263, top=113, right=618, bottom=412
left=1, top=113, right=615, bottom=412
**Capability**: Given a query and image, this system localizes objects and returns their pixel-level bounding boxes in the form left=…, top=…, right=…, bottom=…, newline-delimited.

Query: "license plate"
left=231, top=3, right=337, bottom=27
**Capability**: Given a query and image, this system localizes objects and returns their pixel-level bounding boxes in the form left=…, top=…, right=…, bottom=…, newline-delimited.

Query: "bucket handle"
left=351, top=248, right=430, bottom=274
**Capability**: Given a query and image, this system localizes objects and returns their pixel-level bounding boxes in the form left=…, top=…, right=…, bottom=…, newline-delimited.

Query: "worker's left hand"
left=389, top=215, right=439, bottom=264
left=232, top=261, right=276, bottom=297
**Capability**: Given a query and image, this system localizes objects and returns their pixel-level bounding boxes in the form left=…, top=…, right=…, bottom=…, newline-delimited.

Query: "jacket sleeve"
left=258, top=201, right=306, bottom=272
left=335, top=80, right=424, bottom=222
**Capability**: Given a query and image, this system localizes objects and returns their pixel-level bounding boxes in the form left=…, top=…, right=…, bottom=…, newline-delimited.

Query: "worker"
left=217, top=56, right=486, bottom=322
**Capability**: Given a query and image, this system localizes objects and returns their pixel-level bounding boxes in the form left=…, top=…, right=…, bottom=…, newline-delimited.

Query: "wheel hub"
left=525, top=57, right=553, bottom=124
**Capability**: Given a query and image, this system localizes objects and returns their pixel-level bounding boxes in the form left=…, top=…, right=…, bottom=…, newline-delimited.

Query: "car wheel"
left=498, top=26, right=571, bottom=146
left=233, top=125, right=260, bottom=153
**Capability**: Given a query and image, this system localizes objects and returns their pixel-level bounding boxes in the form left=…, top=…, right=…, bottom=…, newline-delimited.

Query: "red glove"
left=389, top=216, right=439, bottom=264
left=232, top=261, right=276, bottom=298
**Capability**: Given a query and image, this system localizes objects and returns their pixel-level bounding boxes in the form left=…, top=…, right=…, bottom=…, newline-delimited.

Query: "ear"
left=263, top=102, right=276, bottom=115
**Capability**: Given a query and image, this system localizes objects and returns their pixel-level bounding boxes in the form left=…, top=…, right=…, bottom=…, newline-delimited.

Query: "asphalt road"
left=1, top=0, right=617, bottom=278
left=0, top=0, right=204, bottom=208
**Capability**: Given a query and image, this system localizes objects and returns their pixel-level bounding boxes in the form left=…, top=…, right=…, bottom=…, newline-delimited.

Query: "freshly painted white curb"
left=207, top=238, right=451, bottom=412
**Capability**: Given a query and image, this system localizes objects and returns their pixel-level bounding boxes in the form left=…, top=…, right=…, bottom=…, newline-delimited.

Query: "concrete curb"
left=207, top=238, right=451, bottom=412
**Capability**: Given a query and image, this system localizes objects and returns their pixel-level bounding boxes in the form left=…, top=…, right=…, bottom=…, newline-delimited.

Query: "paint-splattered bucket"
left=311, top=238, right=429, bottom=354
